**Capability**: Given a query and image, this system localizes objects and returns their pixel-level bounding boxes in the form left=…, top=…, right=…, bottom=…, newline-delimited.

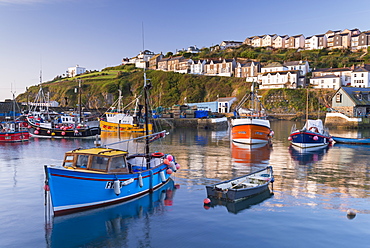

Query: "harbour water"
left=1, top=120, right=370, bottom=247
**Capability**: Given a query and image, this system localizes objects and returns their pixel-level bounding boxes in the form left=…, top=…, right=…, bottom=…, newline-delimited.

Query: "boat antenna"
left=78, top=79, right=82, bottom=123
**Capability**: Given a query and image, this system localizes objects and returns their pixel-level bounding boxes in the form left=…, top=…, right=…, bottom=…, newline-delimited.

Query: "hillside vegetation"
left=17, top=65, right=247, bottom=111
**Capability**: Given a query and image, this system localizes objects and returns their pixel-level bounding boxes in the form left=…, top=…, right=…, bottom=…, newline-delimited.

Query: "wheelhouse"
left=63, top=148, right=129, bottom=173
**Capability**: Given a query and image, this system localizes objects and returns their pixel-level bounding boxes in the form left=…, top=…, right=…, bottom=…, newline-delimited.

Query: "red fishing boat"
left=0, top=121, right=30, bottom=142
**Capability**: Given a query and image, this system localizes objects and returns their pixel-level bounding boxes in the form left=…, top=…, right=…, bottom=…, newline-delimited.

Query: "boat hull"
left=45, top=163, right=172, bottom=216
left=0, top=131, right=30, bottom=142
left=290, top=131, right=331, bottom=148
left=207, top=189, right=273, bottom=214
left=27, top=121, right=100, bottom=138
left=206, top=166, right=273, bottom=202
left=100, top=120, right=153, bottom=133
left=332, top=136, right=370, bottom=145
left=231, top=118, right=271, bottom=144
left=48, top=179, right=176, bottom=247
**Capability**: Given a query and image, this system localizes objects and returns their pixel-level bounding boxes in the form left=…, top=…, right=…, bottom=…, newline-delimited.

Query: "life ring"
left=151, top=152, right=164, bottom=158
left=309, top=127, right=318, bottom=133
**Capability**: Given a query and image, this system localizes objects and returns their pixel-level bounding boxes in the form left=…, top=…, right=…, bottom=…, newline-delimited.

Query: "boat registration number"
left=105, top=178, right=134, bottom=189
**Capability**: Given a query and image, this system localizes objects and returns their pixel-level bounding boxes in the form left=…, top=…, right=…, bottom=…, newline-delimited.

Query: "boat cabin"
left=62, top=147, right=164, bottom=174
left=63, top=148, right=130, bottom=173
left=0, top=121, right=25, bottom=133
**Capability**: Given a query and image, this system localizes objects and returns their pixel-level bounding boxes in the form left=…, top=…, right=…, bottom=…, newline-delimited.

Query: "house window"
left=336, top=93, right=342, bottom=103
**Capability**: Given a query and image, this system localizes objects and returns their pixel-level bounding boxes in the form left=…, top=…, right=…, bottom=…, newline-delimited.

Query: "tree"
left=165, top=51, right=173, bottom=57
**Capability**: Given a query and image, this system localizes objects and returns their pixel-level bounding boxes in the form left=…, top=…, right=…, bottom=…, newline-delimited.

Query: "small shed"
left=186, top=102, right=218, bottom=112
left=217, top=97, right=237, bottom=113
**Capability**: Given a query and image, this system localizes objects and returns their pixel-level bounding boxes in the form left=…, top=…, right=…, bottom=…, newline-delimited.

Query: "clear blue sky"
left=1, top=0, right=370, bottom=101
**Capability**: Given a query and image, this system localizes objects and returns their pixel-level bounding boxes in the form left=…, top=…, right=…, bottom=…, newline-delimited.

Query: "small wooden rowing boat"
left=205, top=166, right=274, bottom=202
left=332, top=136, right=370, bottom=145
left=205, top=189, right=273, bottom=214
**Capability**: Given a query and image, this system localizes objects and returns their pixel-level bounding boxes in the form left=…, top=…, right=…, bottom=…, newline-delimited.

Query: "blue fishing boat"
left=288, top=119, right=333, bottom=149
left=332, top=136, right=370, bottom=145
left=47, top=179, right=177, bottom=247
left=44, top=70, right=179, bottom=216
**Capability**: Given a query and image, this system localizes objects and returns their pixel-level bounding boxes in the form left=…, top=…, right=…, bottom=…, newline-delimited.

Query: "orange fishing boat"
left=231, top=84, right=273, bottom=145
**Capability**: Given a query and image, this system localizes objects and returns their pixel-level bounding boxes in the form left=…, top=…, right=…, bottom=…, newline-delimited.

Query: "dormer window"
left=356, top=93, right=362, bottom=100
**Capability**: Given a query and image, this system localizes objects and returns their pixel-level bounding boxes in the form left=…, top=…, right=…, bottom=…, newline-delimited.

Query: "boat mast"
left=144, top=67, right=151, bottom=169
left=117, top=89, right=122, bottom=112
left=306, top=88, right=309, bottom=123
left=11, top=89, right=16, bottom=121
left=78, top=79, right=82, bottom=123
left=142, top=23, right=150, bottom=169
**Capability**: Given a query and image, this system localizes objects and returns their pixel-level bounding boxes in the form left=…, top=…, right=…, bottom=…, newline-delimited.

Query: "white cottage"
left=67, top=65, right=86, bottom=77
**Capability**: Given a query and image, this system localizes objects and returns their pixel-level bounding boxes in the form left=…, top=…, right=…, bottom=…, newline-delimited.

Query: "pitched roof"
left=264, top=62, right=284, bottom=68
left=284, top=61, right=308, bottom=66
left=324, top=67, right=352, bottom=72
left=0, top=101, right=21, bottom=113
left=311, top=75, right=340, bottom=79
left=217, top=97, right=236, bottom=102
left=340, top=87, right=370, bottom=106
left=353, top=67, right=370, bottom=72
left=262, top=70, right=299, bottom=76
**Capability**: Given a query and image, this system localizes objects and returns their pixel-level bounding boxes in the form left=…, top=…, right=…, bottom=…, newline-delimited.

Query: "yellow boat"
left=100, top=90, right=153, bottom=133
left=100, top=119, right=153, bottom=132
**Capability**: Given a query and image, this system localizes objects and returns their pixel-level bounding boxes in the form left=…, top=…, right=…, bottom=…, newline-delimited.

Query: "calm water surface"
left=1, top=120, right=370, bottom=247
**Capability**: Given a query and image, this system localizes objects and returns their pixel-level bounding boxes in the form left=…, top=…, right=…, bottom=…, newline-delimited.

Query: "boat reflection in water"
left=204, top=189, right=273, bottom=214
left=289, top=145, right=330, bottom=166
left=231, top=141, right=272, bottom=166
left=46, top=179, right=177, bottom=248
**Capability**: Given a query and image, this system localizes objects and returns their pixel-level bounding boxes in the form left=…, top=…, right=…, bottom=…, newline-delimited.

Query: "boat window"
left=63, top=155, right=74, bottom=167
left=90, top=156, right=109, bottom=170
left=76, top=155, right=89, bottom=168
left=109, top=156, right=127, bottom=170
